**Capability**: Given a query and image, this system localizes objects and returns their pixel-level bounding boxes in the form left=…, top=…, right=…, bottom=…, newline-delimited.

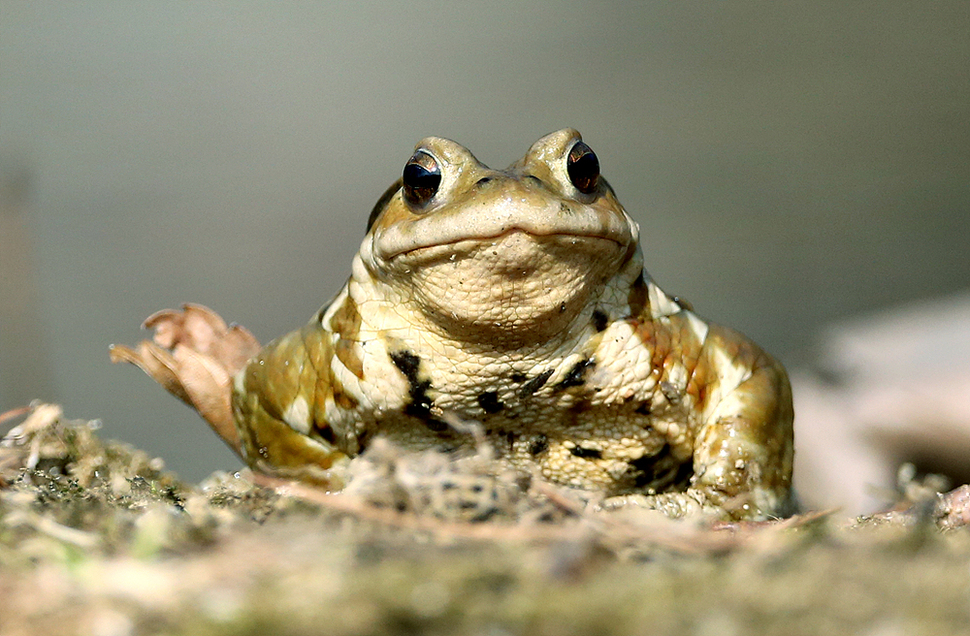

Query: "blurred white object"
left=793, top=291, right=970, bottom=515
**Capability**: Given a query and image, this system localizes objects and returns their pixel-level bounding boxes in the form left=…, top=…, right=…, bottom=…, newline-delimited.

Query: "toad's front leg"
left=111, top=304, right=352, bottom=489
left=608, top=321, right=794, bottom=520
left=232, top=323, right=352, bottom=489
left=689, top=324, right=794, bottom=517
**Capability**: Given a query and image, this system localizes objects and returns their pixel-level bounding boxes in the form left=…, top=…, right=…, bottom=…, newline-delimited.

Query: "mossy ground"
left=2, top=405, right=968, bottom=636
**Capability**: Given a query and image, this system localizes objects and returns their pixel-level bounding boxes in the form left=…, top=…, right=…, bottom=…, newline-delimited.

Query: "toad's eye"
left=566, top=141, right=600, bottom=195
left=403, top=150, right=441, bottom=205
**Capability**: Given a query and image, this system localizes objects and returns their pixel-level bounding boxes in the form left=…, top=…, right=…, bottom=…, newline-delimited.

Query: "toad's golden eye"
left=402, top=150, right=441, bottom=206
left=566, top=141, right=599, bottom=194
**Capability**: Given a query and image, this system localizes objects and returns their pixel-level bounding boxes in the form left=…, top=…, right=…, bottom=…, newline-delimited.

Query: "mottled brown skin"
left=234, top=323, right=352, bottom=487
left=231, top=129, right=794, bottom=518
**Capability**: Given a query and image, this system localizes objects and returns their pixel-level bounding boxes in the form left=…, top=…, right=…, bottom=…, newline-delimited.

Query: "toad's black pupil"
left=566, top=141, right=600, bottom=194
left=403, top=151, right=441, bottom=205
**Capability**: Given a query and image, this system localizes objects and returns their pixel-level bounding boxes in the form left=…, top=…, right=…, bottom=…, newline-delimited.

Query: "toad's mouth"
left=373, top=200, right=637, bottom=262
left=393, top=228, right=624, bottom=260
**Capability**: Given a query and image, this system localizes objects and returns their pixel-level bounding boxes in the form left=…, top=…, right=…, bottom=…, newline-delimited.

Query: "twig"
left=253, top=472, right=827, bottom=555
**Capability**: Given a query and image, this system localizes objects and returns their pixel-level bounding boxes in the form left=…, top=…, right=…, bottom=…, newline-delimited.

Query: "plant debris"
left=2, top=403, right=970, bottom=636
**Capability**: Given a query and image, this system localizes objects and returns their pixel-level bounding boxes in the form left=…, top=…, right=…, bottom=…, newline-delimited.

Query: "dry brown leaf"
left=110, top=304, right=261, bottom=457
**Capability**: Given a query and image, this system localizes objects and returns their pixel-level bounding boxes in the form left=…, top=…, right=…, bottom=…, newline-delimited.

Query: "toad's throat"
left=387, top=231, right=626, bottom=342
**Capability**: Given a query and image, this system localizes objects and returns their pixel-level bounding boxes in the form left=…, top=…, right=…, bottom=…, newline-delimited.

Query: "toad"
left=112, top=129, right=794, bottom=519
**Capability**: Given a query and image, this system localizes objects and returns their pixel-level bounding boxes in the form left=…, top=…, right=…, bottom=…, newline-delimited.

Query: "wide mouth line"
left=389, top=228, right=623, bottom=259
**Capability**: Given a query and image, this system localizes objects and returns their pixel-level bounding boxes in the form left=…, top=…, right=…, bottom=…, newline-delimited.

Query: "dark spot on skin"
left=314, top=423, right=336, bottom=445
left=630, top=444, right=693, bottom=492
left=569, top=445, right=603, bottom=459
left=528, top=434, right=549, bottom=456
left=390, top=349, right=420, bottom=378
left=555, top=358, right=595, bottom=390
left=518, top=369, right=554, bottom=398
left=477, top=391, right=504, bottom=414
left=559, top=400, right=590, bottom=429
left=568, top=399, right=590, bottom=417
left=628, top=271, right=649, bottom=318
left=389, top=350, right=442, bottom=430
left=403, top=393, right=436, bottom=420
left=591, top=309, right=609, bottom=333
left=355, top=428, right=374, bottom=454
left=659, top=381, right=680, bottom=404
left=505, top=431, right=516, bottom=450
left=635, top=399, right=652, bottom=416
left=559, top=302, right=567, bottom=313
left=332, top=385, right=358, bottom=410
left=422, top=417, right=450, bottom=433
left=559, top=201, right=571, bottom=214
left=510, top=372, right=527, bottom=383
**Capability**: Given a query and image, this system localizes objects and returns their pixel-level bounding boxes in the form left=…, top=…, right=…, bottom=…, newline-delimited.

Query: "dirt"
left=1, top=404, right=968, bottom=636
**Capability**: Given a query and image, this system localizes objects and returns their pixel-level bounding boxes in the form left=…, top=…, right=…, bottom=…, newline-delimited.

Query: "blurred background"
left=2, top=3, right=968, bottom=507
